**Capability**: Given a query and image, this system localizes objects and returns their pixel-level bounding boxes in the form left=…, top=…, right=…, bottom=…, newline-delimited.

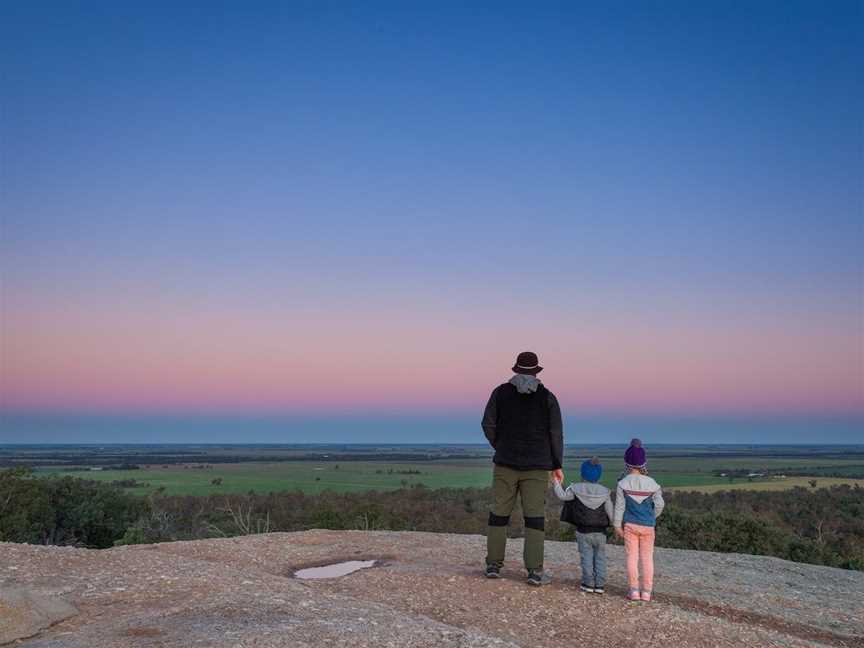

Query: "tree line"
left=1, top=467, right=861, bottom=570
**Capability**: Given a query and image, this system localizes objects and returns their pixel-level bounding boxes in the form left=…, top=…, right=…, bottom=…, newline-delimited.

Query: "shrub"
left=0, top=468, right=148, bottom=548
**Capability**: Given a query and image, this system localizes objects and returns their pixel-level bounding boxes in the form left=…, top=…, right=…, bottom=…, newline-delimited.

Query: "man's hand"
left=614, top=527, right=624, bottom=539
left=551, top=469, right=564, bottom=483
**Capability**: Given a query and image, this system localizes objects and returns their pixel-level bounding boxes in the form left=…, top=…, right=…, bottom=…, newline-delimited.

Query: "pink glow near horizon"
left=2, top=298, right=861, bottom=416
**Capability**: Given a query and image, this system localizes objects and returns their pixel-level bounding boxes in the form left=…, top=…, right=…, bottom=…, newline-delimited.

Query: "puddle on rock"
left=294, top=560, right=377, bottom=580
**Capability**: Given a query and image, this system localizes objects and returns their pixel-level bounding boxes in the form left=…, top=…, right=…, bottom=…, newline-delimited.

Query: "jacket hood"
left=567, top=482, right=610, bottom=510
left=509, top=374, right=542, bottom=394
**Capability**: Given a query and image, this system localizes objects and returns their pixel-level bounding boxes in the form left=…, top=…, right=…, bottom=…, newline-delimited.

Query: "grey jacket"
left=553, top=481, right=614, bottom=522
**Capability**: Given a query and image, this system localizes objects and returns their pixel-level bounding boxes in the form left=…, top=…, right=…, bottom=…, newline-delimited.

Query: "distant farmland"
left=42, top=462, right=493, bottom=496
left=31, top=445, right=864, bottom=496
left=665, top=476, right=864, bottom=493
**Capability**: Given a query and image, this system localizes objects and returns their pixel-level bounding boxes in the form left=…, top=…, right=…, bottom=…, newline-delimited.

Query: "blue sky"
left=1, top=1, right=862, bottom=443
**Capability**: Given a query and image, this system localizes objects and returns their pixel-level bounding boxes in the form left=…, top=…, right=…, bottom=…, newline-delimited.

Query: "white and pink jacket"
left=613, top=473, right=665, bottom=529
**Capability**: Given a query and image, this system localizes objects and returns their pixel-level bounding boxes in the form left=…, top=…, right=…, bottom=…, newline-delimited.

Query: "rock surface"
left=1, top=530, right=862, bottom=647
left=0, top=588, right=77, bottom=645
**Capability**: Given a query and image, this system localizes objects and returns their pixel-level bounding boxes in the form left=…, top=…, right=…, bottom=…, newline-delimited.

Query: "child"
left=613, top=439, right=665, bottom=602
left=553, top=457, right=614, bottom=593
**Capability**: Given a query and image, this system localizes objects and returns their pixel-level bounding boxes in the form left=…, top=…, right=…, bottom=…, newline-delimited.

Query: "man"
left=481, top=351, right=564, bottom=586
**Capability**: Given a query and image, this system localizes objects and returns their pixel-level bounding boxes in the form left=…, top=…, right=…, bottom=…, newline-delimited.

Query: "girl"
left=613, top=439, right=664, bottom=602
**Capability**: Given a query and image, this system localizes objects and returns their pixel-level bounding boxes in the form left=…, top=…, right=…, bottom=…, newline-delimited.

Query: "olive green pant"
left=485, top=464, right=548, bottom=572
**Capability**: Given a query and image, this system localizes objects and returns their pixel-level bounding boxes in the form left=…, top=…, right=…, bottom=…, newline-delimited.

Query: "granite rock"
left=1, top=531, right=861, bottom=647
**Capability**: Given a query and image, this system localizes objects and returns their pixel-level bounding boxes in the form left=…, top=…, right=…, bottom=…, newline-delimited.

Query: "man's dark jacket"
left=482, top=382, right=563, bottom=471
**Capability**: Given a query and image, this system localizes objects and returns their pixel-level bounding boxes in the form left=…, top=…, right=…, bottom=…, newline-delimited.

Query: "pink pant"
left=624, top=523, right=655, bottom=592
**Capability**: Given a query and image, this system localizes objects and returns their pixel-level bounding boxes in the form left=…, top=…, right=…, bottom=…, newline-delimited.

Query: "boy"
left=554, top=457, right=614, bottom=593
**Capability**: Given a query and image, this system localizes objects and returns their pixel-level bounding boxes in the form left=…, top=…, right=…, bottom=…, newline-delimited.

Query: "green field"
left=665, top=476, right=864, bottom=493
left=41, top=459, right=849, bottom=496
left=21, top=443, right=864, bottom=496
left=43, top=462, right=492, bottom=496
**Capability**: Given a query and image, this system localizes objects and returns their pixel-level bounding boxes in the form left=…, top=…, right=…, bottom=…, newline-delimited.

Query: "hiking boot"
left=593, top=586, right=605, bottom=594
left=484, top=564, right=501, bottom=579
left=527, top=570, right=551, bottom=586
left=580, top=584, right=595, bottom=593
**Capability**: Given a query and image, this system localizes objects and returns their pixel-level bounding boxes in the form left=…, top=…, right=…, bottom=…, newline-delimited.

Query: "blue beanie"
left=580, top=457, right=603, bottom=482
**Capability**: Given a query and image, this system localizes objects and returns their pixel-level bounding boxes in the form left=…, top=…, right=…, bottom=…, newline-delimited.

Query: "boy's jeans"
left=576, top=531, right=607, bottom=588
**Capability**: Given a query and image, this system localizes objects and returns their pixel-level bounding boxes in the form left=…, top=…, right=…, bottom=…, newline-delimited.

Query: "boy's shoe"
left=484, top=564, right=501, bottom=579
left=593, top=586, right=605, bottom=594
left=641, top=590, right=652, bottom=602
left=526, top=570, right=552, bottom=586
left=580, top=584, right=595, bottom=593
left=627, top=588, right=642, bottom=601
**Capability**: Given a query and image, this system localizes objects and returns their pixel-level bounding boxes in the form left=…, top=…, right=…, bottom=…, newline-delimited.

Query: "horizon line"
left=3, top=442, right=864, bottom=448
left=3, top=409, right=863, bottom=420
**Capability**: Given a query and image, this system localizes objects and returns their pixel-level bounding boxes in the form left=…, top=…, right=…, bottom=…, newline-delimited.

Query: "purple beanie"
left=624, top=438, right=647, bottom=468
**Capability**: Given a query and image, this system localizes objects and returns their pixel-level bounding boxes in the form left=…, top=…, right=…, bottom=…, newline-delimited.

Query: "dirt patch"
left=123, top=627, right=165, bottom=638
left=662, top=592, right=864, bottom=648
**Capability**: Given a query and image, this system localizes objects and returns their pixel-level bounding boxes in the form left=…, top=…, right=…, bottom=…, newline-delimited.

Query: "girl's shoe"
left=627, top=589, right=641, bottom=601
left=641, top=590, right=652, bottom=602
left=580, top=584, right=595, bottom=593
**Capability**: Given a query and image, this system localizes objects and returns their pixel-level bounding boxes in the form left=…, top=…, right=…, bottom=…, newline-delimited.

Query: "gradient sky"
left=1, top=2, right=862, bottom=442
